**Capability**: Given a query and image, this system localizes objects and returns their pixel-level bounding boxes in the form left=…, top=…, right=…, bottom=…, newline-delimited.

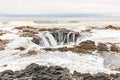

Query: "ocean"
left=0, top=18, right=119, bottom=74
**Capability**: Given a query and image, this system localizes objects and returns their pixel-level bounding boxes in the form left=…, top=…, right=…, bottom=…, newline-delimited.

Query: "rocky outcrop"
left=43, top=47, right=88, bottom=54
left=42, top=40, right=112, bottom=54
left=78, top=40, right=97, bottom=51
left=104, top=25, right=120, bottom=30
left=0, top=63, right=72, bottom=80
left=97, top=43, right=109, bottom=51
left=14, top=26, right=37, bottom=30
left=19, top=32, right=37, bottom=37
left=42, top=40, right=120, bottom=54
left=0, top=39, right=9, bottom=51
left=15, top=26, right=38, bottom=37
left=73, top=71, right=120, bottom=80
left=14, top=26, right=74, bottom=33
left=0, top=63, right=120, bottom=80
left=14, top=26, right=120, bottom=54
left=31, top=35, right=41, bottom=45
left=15, top=26, right=80, bottom=45
left=43, top=40, right=97, bottom=54
left=81, top=29, right=91, bottom=32
left=110, top=44, right=120, bottom=52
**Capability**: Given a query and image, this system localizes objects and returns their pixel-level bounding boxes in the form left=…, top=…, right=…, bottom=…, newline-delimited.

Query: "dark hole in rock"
left=32, top=30, right=81, bottom=47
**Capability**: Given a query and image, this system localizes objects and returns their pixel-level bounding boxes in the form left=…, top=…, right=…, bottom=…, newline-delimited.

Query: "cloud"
left=0, top=0, right=119, bottom=16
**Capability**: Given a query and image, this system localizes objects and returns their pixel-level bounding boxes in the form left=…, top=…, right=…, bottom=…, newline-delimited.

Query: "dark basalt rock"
left=32, top=35, right=42, bottom=45
left=73, top=71, right=120, bottom=80
left=0, top=63, right=72, bottom=80
left=1, top=70, right=14, bottom=76
left=1, top=63, right=120, bottom=80
left=25, top=63, right=40, bottom=71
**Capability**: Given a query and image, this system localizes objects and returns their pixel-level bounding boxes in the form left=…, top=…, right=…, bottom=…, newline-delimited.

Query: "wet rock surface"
left=14, top=26, right=80, bottom=45
left=32, top=35, right=42, bottom=45
left=73, top=71, right=120, bottom=80
left=1, top=26, right=120, bottom=80
left=0, top=39, right=9, bottom=51
left=0, top=63, right=73, bottom=80
left=0, top=63, right=120, bottom=80
left=28, top=50, right=38, bottom=55
left=104, top=25, right=120, bottom=30
left=42, top=40, right=120, bottom=54
left=110, top=44, right=120, bottom=53
left=0, top=30, right=7, bottom=36
left=15, top=47, right=26, bottom=51
left=43, top=40, right=97, bottom=54
left=97, top=43, right=109, bottom=51
left=15, top=26, right=38, bottom=37
left=78, top=40, right=97, bottom=51
left=43, top=46, right=88, bottom=54
left=51, top=31, right=80, bottom=45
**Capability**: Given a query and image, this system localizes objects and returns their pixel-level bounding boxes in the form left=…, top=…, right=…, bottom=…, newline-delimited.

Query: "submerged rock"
left=0, top=39, right=9, bottom=51
left=15, top=47, right=25, bottom=51
left=28, top=50, right=38, bottom=55
left=0, top=30, right=7, bottom=36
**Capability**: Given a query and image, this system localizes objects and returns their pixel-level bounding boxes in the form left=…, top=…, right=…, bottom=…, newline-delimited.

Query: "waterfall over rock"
left=34, top=31, right=81, bottom=47
left=28, top=28, right=92, bottom=47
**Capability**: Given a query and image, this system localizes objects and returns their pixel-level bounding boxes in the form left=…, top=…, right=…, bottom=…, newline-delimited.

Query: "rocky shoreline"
left=0, top=63, right=120, bottom=80
left=0, top=25, right=120, bottom=79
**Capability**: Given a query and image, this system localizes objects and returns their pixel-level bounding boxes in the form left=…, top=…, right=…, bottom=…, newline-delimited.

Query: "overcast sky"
left=0, top=0, right=119, bottom=16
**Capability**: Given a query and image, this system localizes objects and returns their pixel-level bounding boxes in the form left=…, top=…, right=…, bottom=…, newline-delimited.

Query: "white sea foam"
left=89, top=30, right=120, bottom=43
left=0, top=19, right=119, bottom=74
left=0, top=49, right=118, bottom=74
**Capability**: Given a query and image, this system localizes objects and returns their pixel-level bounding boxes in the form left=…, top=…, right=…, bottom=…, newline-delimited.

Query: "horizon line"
left=0, top=14, right=118, bottom=18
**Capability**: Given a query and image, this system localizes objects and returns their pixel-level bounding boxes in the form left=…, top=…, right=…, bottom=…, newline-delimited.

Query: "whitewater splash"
left=0, top=20, right=120, bottom=74
left=0, top=49, right=117, bottom=74
left=35, top=31, right=81, bottom=47
left=33, top=30, right=91, bottom=48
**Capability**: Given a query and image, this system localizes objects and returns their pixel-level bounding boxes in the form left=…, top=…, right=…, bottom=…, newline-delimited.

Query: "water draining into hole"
left=33, top=30, right=91, bottom=47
